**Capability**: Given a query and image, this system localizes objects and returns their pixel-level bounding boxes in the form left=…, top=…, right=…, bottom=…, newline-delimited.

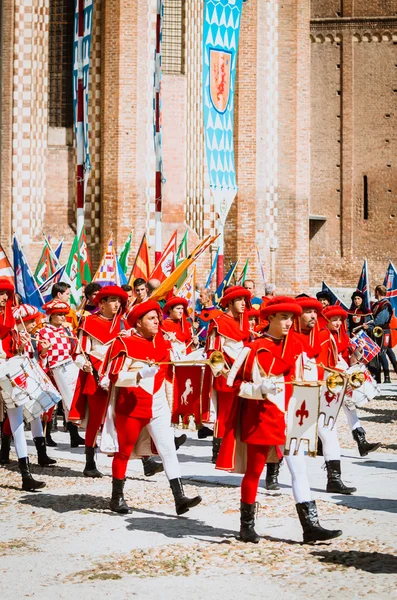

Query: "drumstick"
left=186, top=327, right=205, bottom=351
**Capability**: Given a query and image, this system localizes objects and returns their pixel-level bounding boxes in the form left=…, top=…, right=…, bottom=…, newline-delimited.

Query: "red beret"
left=12, top=304, right=41, bottom=322
left=295, top=297, right=323, bottom=313
left=260, top=296, right=303, bottom=318
left=42, top=299, right=70, bottom=315
left=163, top=296, right=189, bottom=315
left=93, top=285, right=129, bottom=306
left=0, top=278, right=14, bottom=293
left=322, top=305, right=348, bottom=320
left=247, top=308, right=260, bottom=319
left=220, top=286, right=252, bottom=308
left=126, top=300, right=162, bottom=328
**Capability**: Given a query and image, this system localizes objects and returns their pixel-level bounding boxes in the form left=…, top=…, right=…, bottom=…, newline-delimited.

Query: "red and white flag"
left=149, top=231, right=177, bottom=283
left=0, top=244, right=14, bottom=285
left=176, top=268, right=196, bottom=317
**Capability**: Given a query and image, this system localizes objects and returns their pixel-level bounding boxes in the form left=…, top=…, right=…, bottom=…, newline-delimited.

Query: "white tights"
left=318, top=414, right=341, bottom=461
left=148, top=399, right=181, bottom=481
left=284, top=444, right=312, bottom=504
left=6, top=406, right=43, bottom=459
left=342, top=404, right=361, bottom=431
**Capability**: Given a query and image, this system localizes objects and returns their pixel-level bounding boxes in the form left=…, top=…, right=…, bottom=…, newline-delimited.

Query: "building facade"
left=0, top=0, right=396, bottom=293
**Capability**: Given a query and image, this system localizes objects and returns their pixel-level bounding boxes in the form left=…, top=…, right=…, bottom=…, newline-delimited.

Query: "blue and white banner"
left=12, top=236, right=44, bottom=310
left=384, top=261, right=397, bottom=314
left=203, top=0, right=243, bottom=225
left=355, top=259, right=371, bottom=312
left=38, top=264, right=66, bottom=304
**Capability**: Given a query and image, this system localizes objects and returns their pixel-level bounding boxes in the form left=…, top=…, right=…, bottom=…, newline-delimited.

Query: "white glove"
left=138, top=364, right=160, bottom=379
left=100, top=375, right=110, bottom=391
left=260, top=378, right=278, bottom=396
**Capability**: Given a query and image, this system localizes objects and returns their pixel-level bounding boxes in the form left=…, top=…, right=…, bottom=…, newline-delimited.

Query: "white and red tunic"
left=37, top=323, right=77, bottom=370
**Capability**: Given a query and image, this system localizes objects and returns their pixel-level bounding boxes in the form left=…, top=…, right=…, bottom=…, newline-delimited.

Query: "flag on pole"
left=63, top=236, right=82, bottom=306
left=0, top=244, right=14, bottom=285
left=321, top=281, right=349, bottom=311
left=175, top=230, right=188, bottom=287
left=355, top=258, right=371, bottom=311
left=153, top=0, right=164, bottom=263
left=214, top=260, right=238, bottom=307
left=54, top=239, right=63, bottom=261
left=12, top=236, right=44, bottom=309
left=236, top=259, right=249, bottom=285
left=205, top=247, right=219, bottom=289
left=384, top=261, right=397, bottom=314
left=176, top=268, right=196, bottom=317
left=149, top=231, right=177, bottom=283
left=117, top=257, right=127, bottom=286
left=77, top=226, right=92, bottom=285
left=34, top=237, right=58, bottom=286
left=128, top=233, right=152, bottom=284
left=93, top=238, right=120, bottom=286
left=38, top=264, right=66, bottom=304
left=118, top=232, right=133, bottom=275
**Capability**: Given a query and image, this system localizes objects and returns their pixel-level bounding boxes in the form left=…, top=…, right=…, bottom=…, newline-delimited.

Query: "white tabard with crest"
left=285, top=384, right=321, bottom=457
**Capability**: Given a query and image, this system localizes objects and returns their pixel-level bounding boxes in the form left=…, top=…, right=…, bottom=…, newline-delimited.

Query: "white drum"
left=0, top=356, right=60, bottom=422
left=51, top=359, right=79, bottom=419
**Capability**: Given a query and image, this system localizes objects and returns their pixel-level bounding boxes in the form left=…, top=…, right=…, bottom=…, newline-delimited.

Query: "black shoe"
left=174, top=434, right=187, bottom=450
left=296, top=501, right=342, bottom=544
left=0, top=433, right=11, bottom=465
left=265, top=462, right=280, bottom=491
left=384, top=376, right=391, bottom=384
left=325, top=460, right=356, bottom=495
left=33, top=437, right=57, bottom=467
left=18, top=457, right=46, bottom=491
left=109, top=478, right=131, bottom=513
left=169, top=478, right=202, bottom=515
left=67, top=422, right=85, bottom=448
left=141, top=456, right=164, bottom=477
left=198, top=426, right=213, bottom=439
left=45, top=420, right=57, bottom=447
left=240, top=501, right=260, bottom=543
left=212, top=437, right=222, bottom=464
left=83, top=446, right=103, bottom=478
left=352, top=427, right=381, bottom=457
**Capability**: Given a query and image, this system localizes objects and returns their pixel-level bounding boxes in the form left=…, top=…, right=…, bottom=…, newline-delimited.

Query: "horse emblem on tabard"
left=210, top=49, right=232, bottom=113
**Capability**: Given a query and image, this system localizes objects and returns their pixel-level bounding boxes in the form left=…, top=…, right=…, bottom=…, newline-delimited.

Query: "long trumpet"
left=352, top=320, right=383, bottom=338
left=320, top=364, right=365, bottom=394
left=131, top=350, right=228, bottom=378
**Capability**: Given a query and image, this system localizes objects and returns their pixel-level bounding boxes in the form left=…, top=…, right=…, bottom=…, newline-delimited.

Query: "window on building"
left=48, top=0, right=74, bottom=128
left=363, top=175, right=369, bottom=220
left=162, top=0, right=186, bottom=75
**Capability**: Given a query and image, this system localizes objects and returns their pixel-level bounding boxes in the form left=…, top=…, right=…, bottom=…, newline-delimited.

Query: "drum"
left=0, top=356, right=60, bottom=422
left=51, top=358, right=79, bottom=418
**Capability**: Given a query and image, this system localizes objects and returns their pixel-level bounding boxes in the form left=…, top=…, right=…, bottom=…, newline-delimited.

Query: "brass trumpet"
left=321, top=364, right=365, bottom=395
left=372, top=326, right=383, bottom=338
left=133, top=350, right=228, bottom=378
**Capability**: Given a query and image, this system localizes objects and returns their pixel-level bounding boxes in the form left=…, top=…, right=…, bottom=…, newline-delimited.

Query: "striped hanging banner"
left=73, top=0, right=93, bottom=234
left=154, top=0, right=164, bottom=264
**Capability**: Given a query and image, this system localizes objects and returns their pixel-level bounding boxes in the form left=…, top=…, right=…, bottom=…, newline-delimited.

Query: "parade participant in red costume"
left=38, top=299, right=83, bottom=448
left=247, top=308, right=261, bottom=340
left=293, top=297, right=356, bottom=495
left=319, top=305, right=381, bottom=457
left=217, top=297, right=342, bottom=544
left=196, top=289, right=222, bottom=345
left=205, top=286, right=251, bottom=463
left=104, top=300, right=202, bottom=515
left=69, top=285, right=130, bottom=477
left=162, top=296, right=198, bottom=358
left=0, top=280, right=46, bottom=490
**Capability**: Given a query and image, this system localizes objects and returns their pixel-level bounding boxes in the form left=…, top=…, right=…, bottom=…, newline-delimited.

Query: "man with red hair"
left=217, top=296, right=342, bottom=545
left=205, top=286, right=252, bottom=463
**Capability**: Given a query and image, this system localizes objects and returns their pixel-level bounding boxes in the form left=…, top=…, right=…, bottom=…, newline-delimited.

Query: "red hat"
left=126, top=300, right=162, bottom=328
left=93, top=285, right=129, bottom=306
left=163, top=296, right=189, bottom=315
left=0, top=278, right=15, bottom=294
left=220, top=286, right=252, bottom=308
left=42, top=299, right=70, bottom=315
left=322, top=305, right=348, bottom=320
left=260, top=296, right=303, bottom=318
left=12, top=304, right=41, bottom=322
left=295, top=297, right=323, bottom=313
left=247, top=308, right=260, bottom=319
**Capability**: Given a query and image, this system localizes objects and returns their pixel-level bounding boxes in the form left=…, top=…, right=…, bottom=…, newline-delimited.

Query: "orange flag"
left=149, top=231, right=177, bottom=283
left=0, top=243, right=14, bottom=285
left=128, top=233, right=151, bottom=284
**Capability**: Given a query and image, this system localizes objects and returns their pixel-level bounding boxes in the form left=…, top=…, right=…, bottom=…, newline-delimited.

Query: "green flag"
left=237, top=258, right=249, bottom=285
left=118, top=232, right=133, bottom=275
left=63, top=236, right=81, bottom=307
left=176, top=230, right=188, bottom=287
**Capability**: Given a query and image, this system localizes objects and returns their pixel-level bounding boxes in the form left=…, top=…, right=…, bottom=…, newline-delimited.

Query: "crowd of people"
left=0, top=274, right=391, bottom=544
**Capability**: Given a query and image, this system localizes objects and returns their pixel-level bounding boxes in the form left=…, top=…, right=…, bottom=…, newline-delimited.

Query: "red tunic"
left=318, top=328, right=349, bottom=368
left=161, top=317, right=193, bottom=352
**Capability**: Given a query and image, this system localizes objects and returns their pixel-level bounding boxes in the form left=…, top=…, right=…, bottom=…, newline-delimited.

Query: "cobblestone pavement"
left=0, top=393, right=396, bottom=600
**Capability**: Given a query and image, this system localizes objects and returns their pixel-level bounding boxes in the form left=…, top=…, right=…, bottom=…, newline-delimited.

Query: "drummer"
left=0, top=280, right=46, bottom=490
left=38, top=300, right=83, bottom=448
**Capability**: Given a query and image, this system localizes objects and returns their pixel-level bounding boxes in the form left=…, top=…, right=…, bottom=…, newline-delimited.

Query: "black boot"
left=174, top=434, right=187, bottom=450
left=0, top=433, right=11, bottom=465
left=265, top=462, right=280, bottom=490
left=352, top=427, right=381, bottom=457
left=45, top=420, right=57, bottom=447
left=212, top=437, right=222, bottom=464
left=109, top=478, right=131, bottom=514
left=67, top=422, right=85, bottom=448
left=83, top=446, right=103, bottom=478
left=296, top=501, right=342, bottom=544
left=169, top=478, right=202, bottom=515
left=18, top=457, right=46, bottom=491
left=33, top=437, right=57, bottom=467
left=141, top=456, right=164, bottom=477
left=316, top=436, right=323, bottom=457
left=198, top=426, right=213, bottom=439
left=384, top=375, right=391, bottom=383
left=240, top=501, right=260, bottom=543
left=325, top=460, right=356, bottom=494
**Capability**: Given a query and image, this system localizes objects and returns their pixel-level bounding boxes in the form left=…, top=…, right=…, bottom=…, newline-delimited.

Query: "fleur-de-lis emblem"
left=296, top=400, right=309, bottom=426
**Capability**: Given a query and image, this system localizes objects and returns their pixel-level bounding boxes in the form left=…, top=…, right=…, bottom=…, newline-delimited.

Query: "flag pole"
left=76, top=0, right=85, bottom=236
left=154, top=0, right=164, bottom=265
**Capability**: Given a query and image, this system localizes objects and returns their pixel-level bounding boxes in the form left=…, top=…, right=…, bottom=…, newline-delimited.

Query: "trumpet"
left=131, top=350, right=228, bottom=378
left=321, top=365, right=365, bottom=395
left=372, top=326, right=383, bottom=338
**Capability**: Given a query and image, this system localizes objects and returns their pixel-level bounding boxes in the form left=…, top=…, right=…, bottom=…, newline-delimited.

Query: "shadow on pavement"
left=311, top=549, right=397, bottom=573
left=18, top=492, right=110, bottom=512
left=330, top=495, right=397, bottom=514
left=350, top=459, right=397, bottom=471
left=0, top=462, right=88, bottom=479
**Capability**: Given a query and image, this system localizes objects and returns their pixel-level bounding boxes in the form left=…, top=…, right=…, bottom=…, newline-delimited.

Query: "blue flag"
left=116, top=256, right=127, bottom=286
left=54, top=239, right=63, bottom=261
left=214, top=260, right=238, bottom=307
left=13, top=235, right=44, bottom=309
left=38, top=264, right=66, bottom=304
left=205, top=247, right=219, bottom=289
left=355, top=259, right=371, bottom=311
left=321, top=281, right=349, bottom=311
left=384, top=261, right=397, bottom=315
